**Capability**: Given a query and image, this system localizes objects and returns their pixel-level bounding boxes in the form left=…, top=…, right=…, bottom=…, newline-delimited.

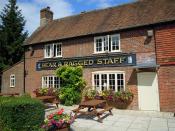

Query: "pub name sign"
left=36, top=54, right=136, bottom=71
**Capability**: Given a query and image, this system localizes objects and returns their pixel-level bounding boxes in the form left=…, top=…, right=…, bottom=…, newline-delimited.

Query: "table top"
left=80, top=99, right=106, bottom=107
left=36, top=96, right=55, bottom=100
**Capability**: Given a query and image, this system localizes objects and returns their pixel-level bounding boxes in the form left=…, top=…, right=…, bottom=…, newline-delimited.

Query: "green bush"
left=56, top=66, right=86, bottom=106
left=0, top=96, right=45, bottom=131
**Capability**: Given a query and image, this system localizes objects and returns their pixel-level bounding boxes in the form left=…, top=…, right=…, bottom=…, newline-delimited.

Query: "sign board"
left=36, top=53, right=136, bottom=71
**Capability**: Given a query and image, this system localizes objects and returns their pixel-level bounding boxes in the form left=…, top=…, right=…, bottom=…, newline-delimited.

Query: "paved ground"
left=46, top=105, right=175, bottom=131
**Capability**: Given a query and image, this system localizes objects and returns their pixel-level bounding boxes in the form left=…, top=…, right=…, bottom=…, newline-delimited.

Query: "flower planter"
left=114, top=99, right=133, bottom=109
left=56, top=127, right=69, bottom=131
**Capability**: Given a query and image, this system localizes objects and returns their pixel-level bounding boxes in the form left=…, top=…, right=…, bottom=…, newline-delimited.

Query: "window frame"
left=42, top=75, right=61, bottom=88
left=44, top=44, right=53, bottom=58
left=92, top=71, right=125, bottom=92
left=10, top=74, right=15, bottom=87
left=44, top=43, right=62, bottom=58
left=110, top=34, right=121, bottom=52
left=94, top=34, right=121, bottom=54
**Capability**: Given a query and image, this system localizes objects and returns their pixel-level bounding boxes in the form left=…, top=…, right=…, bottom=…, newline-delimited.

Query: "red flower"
left=48, top=114, right=54, bottom=119
left=57, top=108, right=64, bottom=115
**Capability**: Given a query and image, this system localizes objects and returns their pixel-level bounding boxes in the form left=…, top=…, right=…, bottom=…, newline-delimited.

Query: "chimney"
left=40, top=7, right=53, bottom=27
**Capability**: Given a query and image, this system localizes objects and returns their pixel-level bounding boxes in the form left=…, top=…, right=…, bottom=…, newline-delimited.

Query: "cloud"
left=19, top=0, right=74, bottom=34
left=0, top=0, right=74, bottom=35
left=0, top=0, right=7, bottom=12
left=95, top=0, right=112, bottom=8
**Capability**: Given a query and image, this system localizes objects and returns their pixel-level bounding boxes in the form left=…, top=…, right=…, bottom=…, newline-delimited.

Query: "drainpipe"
left=23, top=47, right=26, bottom=94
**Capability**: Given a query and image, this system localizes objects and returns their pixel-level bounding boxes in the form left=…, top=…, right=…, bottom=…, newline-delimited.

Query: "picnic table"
left=36, top=96, right=59, bottom=107
left=0, top=93, right=19, bottom=96
left=72, top=99, right=113, bottom=122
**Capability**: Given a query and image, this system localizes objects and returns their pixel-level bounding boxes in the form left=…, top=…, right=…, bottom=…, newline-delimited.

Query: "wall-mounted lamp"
left=147, top=30, right=154, bottom=37
left=29, top=46, right=33, bottom=51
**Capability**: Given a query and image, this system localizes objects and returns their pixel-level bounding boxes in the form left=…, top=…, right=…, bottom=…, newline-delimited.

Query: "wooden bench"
left=97, top=106, right=113, bottom=115
left=72, top=100, right=113, bottom=122
left=0, top=93, right=19, bottom=97
left=36, top=96, right=59, bottom=107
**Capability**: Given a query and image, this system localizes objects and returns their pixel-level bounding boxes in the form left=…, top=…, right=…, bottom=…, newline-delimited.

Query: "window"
left=10, top=74, right=15, bottom=87
left=42, top=76, right=61, bottom=88
left=94, top=34, right=120, bottom=53
left=44, top=43, right=62, bottom=58
left=92, top=71, right=125, bottom=92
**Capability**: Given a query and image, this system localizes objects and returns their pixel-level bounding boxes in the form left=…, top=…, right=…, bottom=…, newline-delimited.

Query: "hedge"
left=0, top=96, right=45, bottom=131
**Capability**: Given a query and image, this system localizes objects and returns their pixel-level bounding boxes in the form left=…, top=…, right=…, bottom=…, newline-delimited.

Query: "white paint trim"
left=92, top=70, right=125, bottom=74
left=94, top=34, right=121, bottom=54
left=10, top=74, right=15, bottom=87
left=91, top=71, right=125, bottom=92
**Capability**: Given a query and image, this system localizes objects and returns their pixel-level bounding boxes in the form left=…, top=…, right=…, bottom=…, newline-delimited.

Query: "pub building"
left=1, top=0, right=175, bottom=112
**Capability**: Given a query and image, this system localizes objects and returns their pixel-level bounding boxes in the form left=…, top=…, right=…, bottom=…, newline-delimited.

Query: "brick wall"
left=155, top=24, right=175, bottom=65
left=155, top=23, right=175, bottom=112
left=1, top=61, right=24, bottom=94
left=158, top=66, right=175, bottom=112
left=25, top=28, right=155, bottom=109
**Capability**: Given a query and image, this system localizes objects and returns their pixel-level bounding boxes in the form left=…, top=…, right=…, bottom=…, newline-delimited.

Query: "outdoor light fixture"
left=29, top=46, right=33, bottom=51
left=147, top=30, right=154, bottom=37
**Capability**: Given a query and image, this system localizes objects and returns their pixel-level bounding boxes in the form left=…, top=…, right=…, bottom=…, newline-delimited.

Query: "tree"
left=0, top=0, right=28, bottom=71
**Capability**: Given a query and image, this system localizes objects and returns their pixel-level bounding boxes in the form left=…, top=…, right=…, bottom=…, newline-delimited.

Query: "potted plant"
left=114, top=91, right=134, bottom=109
left=33, top=88, right=59, bottom=99
left=83, top=89, right=97, bottom=101
left=42, top=109, right=74, bottom=131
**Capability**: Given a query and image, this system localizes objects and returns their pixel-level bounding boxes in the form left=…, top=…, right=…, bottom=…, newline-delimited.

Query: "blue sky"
left=0, top=0, right=136, bottom=35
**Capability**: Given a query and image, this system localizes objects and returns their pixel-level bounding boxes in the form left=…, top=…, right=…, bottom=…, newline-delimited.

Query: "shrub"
left=56, top=66, right=86, bottom=106
left=0, top=96, right=45, bottom=131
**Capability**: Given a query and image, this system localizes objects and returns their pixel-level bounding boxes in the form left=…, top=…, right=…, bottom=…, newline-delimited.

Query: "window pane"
left=117, top=74, right=124, bottom=91
left=111, top=35, right=119, bottom=51
left=94, top=74, right=100, bottom=90
left=53, top=44, right=56, bottom=57
left=54, top=76, right=60, bottom=88
left=101, top=74, right=107, bottom=91
left=56, top=44, right=61, bottom=56
left=45, top=45, right=52, bottom=57
left=48, top=76, right=53, bottom=88
left=96, top=38, right=102, bottom=52
left=103, top=36, right=108, bottom=51
left=109, top=74, right=115, bottom=91
left=10, top=75, right=15, bottom=87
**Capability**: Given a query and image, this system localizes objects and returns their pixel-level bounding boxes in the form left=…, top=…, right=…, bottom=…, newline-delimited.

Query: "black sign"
left=36, top=53, right=136, bottom=71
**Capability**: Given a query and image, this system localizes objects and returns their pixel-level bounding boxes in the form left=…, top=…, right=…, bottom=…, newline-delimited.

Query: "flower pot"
left=114, top=99, right=133, bottom=109
left=84, top=96, right=92, bottom=101
left=56, top=127, right=69, bottom=131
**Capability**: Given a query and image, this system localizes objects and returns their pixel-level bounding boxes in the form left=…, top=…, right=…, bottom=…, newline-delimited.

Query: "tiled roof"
left=24, top=0, right=175, bottom=45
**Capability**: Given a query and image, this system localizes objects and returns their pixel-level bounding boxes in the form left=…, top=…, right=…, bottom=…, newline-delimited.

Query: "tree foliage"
left=56, top=66, right=86, bottom=106
left=0, top=0, right=28, bottom=71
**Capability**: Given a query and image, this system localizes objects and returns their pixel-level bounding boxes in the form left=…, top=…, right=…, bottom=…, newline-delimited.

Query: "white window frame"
left=10, top=74, right=15, bottom=87
left=94, top=34, right=121, bottom=54
left=42, top=75, right=60, bottom=88
left=44, top=44, right=52, bottom=58
left=110, top=34, right=121, bottom=52
left=94, top=36, right=104, bottom=53
left=44, top=43, right=62, bottom=58
left=92, top=71, right=125, bottom=92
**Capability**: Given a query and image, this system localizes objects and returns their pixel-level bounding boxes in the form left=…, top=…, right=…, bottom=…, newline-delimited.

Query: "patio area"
left=45, top=105, right=175, bottom=131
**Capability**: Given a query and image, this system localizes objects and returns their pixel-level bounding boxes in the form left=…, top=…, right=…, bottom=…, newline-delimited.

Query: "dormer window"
left=94, top=34, right=120, bottom=53
left=44, top=43, right=62, bottom=58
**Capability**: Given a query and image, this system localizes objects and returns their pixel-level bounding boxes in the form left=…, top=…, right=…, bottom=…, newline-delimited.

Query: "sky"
left=0, top=0, right=136, bottom=35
